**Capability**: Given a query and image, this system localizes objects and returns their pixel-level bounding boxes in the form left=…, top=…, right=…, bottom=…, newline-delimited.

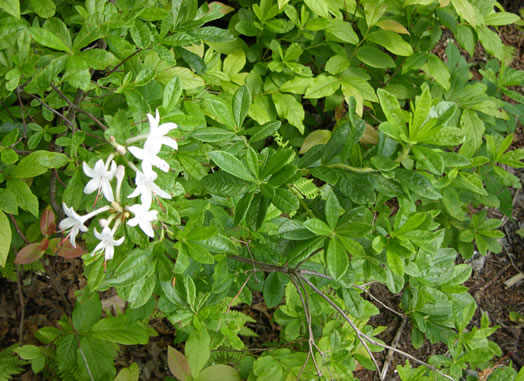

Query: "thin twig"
left=26, top=93, right=74, bottom=127
left=480, top=263, right=511, bottom=292
left=300, top=276, right=455, bottom=381
left=380, top=318, right=407, bottom=379
left=8, top=214, right=30, bottom=245
left=16, top=264, right=25, bottom=344
left=15, top=87, right=27, bottom=140
left=217, top=272, right=253, bottom=332
left=289, top=275, right=323, bottom=378
left=105, top=48, right=143, bottom=76
left=299, top=277, right=382, bottom=379
left=50, top=84, right=108, bottom=130
left=353, top=284, right=405, bottom=318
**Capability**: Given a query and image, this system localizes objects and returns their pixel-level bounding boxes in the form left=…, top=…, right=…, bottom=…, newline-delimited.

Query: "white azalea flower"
left=59, top=203, right=109, bottom=247
left=128, top=143, right=170, bottom=173
left=127, top=169, right=171, bottom=209
left=127, top=204, right=158, bottom=238
left=93, top=226, right=124, bottom=261
left=144, top=109, right=178, bottom=152
left=83, top=159, right=117, bottom=202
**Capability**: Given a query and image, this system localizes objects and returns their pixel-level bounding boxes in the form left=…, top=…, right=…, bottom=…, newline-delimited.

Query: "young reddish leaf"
left=40, top=205, right=56, bottom=236
left=208, top=2, right=235, bottom=15
left=48, top=238, right=85, bottom=258
left=167, top=346, right=192, bottom=381
left=15, top=242, right=46, bottom=264
left=56, top=240, right=86, bottom=258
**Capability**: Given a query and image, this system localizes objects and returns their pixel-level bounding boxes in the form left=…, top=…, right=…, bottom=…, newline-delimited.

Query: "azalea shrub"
left=1, top=0, right=523, bottom=380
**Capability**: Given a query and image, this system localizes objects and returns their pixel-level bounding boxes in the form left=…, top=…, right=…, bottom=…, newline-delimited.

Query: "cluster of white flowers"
left=58, top=110, right=177, bottom=261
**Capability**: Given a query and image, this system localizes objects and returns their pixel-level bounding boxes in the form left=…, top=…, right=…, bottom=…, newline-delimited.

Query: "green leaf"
left=12, top=151, right=69, bottom=178
left=186, top=328, right=211, bottom=378
left=63, top=55, right=90, bottom=91
left=386, top=247, right=405, bottom=277
left=456, top=25, right=476, bottom=57
left=203, top=97, right=235, bottom=130
left=201, top=171, right=250, bottom=197
left=263, top=272, right=286, bottom=308
left=325, top=55, right=350, bottom=75
left=233, top=86, right=251, bottom=129
left=304, top=74, right=340, bottom=99
left=234, top=192, right=254, bottom=226
left=419, top=127, right=465, bottom=146
left=106, top=249, right=155, bottom=287
left=162, top=75, right=183, bottom=111
left=0, top=189, right=18, bottom=215
left=412, top=146, right=444, bottom=175
left=426, top=53, right=450, bottom=91
left=79, top=49, right=118, bottom=70
left=189, top=26, right=235, bottom=42
left=356, top=46, right=396, bottom=68
left=29, top=26, right=71, bottom=52
left=303, top=218, right=332, bottom=236
left=451, top=0, right=478, bottom=26
left=272, top=93, right=305, bottom=134
left=325, top=190, right=341, bottom=229
left=299, top=129, right=331, bottom=154
left=130, top=20, right=152, bottom=49
left=245, top=193, right=269, bottom=231
left=14, top=345, right=42, bottom=360
left=248, top=121, right=281, bottom=144
left=395, top=168, right=441, bottom=200
left=483, top=12, right=521, bottom=26
left=377, top=89, right=405, bottom=127
left=271, top=187, right=299, bottom=213
left=304, top=0, right=329, bottom=18
left=72, top=291, right=101, bottom=333
left=368, top=30, right=413, bottom=56
left=7, top=180, right=38, bottom=217
left=223, top=50, right=246, bottom=76
left=30, top=0, right=55, bottom=18
left=192, top=127, right=236, bottom=143
left=128, top=273, right=156, bottom=309
left=0, top=0, right=20, bottom=18
left=327, top=238, right=349, bottom=280
left=209, top=151, right=256, bottom=182
left=199, top=365, right=241, bottom=381
left=114, top=363, right=140, bottom=381
left=185, top=241, right=214, bottom=264
left=326, top=20, right=359, bottom=44
left=77, top=336, right=117, bottom=381
left=91, top=315, right=153, bottom=345
left=411, top=87, right=432, bottom=136
left=477, top=25, right=504, bottom=61
left=0, top=211, right=11, bottom=268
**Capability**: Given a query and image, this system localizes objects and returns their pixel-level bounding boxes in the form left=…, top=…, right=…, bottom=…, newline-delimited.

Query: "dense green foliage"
left=1, top=0, right=523, bottom=380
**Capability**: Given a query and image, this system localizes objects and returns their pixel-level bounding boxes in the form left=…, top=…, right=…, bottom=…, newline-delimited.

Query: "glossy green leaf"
left=92, top=315, right=153, bottom=345
left=356, top=46, right=396, bottom=68
left=186, top=328, right=211, bottom=378
left=304, top=74, right=340, bottom=99
left=209, top=151, right=256, bottom=182
left=29, top=26, right=70, bottom=52
left=303, top=218, right=332, bottom=236
left=368, top=30, right=413, bottom=56
left=326, top=238, right=349, bottom=280
left=12, top=151, right=69, bottom=178
left=263, top=272, right=286, bottom=308
left=233, top=86, right=251, bottom=129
